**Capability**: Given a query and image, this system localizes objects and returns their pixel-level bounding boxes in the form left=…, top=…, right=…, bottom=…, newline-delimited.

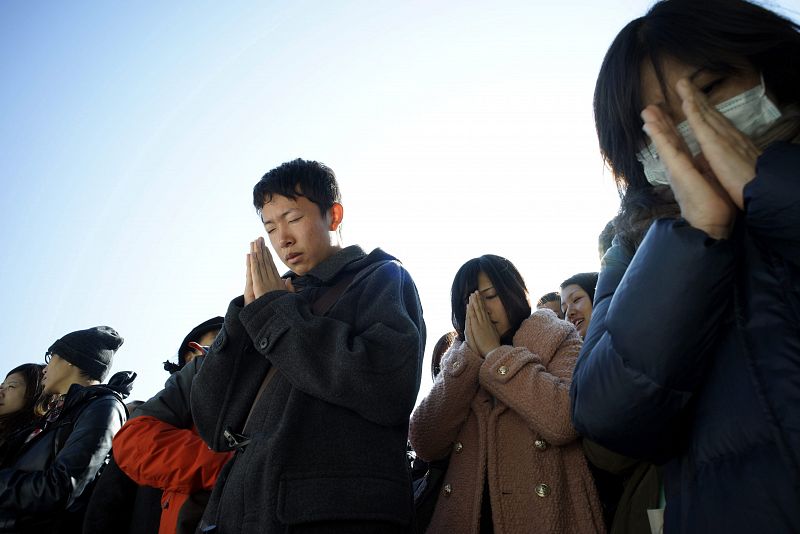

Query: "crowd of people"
left=1, top=0, right=799, bottom=532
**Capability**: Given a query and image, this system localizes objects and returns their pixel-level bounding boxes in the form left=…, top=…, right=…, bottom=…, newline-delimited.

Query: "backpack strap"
left=234, top=271, right=358, bottom=444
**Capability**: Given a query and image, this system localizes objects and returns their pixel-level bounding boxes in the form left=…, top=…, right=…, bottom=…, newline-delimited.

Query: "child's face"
left=260, top=193, right=340, bottom=276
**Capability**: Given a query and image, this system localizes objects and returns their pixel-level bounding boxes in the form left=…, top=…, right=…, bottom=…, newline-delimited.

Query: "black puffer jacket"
left=571, top=142, right=800, bottom=533
left=0, top=371, right=135, bottom=533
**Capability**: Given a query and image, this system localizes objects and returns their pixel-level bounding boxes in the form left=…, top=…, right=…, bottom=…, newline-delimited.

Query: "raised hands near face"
left=465, top=291, right=501, bottom=358
left=641, top=78, right=761, bottom=240
left=244, top=237, right=293, bottom=306
left=673, top=79, right=762, bottom=209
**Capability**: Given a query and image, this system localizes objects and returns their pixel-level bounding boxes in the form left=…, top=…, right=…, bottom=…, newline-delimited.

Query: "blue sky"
left=3, top=0, right=799, bottom=402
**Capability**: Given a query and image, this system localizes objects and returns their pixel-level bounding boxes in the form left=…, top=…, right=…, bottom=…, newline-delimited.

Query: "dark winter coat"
left=0, top=423, right=38, bottom=470
left=83, top=359, right=209, bottom=534
left=0, top=371, right=134, bottom=533
left=82, top=454, right=162, bottom=534
left=111, top=355, right=231, bottom=534
left=571, top=141, right=800, bottom=533
left=191, top=245, right=426, bottom=533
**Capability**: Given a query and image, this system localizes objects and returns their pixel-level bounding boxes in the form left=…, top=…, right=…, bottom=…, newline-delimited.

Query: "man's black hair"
left=536, top=291, right=561, bottom=307
left=253, top=158, right=341, bottom=218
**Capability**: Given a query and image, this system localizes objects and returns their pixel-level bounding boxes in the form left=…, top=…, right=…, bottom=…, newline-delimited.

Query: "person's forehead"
left=261, top=194, right=299, bottom=211
left=562, top=284, right=586, bottom=299
left=640, top=56, right=697, bottom=107
left=476, top=272, right=494, bottom=290
left=261, top=195, right=308, bottom=223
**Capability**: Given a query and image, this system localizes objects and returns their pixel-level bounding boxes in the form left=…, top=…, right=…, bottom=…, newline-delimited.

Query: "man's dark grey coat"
left=191, top=246, right=426, bottom=533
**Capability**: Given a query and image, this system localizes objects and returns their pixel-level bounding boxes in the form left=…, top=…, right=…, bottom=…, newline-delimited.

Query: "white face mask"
left=636, top=76, right=782, bottom=186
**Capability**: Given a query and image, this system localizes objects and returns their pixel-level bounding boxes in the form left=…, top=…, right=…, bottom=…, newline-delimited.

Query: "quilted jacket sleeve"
left=570, top=220, right=735, bottom=462
left=135, top=356, right=201, bottom=428
left=113, top=416, right=232, bottom=493
left=743, top=141, right=800, bottom=267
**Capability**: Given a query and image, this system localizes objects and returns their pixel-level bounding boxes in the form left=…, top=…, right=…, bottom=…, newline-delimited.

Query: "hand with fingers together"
left=465, top=291, right=501, bottom=358
left=244, top=237, right=290, bottom=306
left=641, top=78, right=762, bottom=240
left=675, top=78, right=762, bottom=210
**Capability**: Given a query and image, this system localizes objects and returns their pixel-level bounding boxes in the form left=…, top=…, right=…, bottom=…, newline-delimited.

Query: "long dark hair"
left=430, top=331, right=457, bottom=381
left=0, top=364, right=44, bottom=439
left=450, top=255, right=531, bottom=345
left=595, top=0, right=800, bottom=249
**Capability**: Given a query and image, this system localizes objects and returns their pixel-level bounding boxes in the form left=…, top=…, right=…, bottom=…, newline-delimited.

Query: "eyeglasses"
left=44, top=351, right=53, bottom=364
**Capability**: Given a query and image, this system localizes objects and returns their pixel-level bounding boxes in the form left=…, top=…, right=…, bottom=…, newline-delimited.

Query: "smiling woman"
left=559, top=272, right=598, bottom=339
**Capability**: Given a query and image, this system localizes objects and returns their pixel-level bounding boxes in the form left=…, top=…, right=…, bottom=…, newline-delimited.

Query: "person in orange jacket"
left=102, top=318, right=230, bottom=534
left=113, top=407, right=232, bottom=534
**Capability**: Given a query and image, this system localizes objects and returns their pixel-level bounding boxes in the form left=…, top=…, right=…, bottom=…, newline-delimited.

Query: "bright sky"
left=3, top=1, right=799, bottom=404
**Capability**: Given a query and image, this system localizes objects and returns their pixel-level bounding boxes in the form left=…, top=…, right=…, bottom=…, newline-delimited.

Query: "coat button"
left=454, top=441, right=463, bottom=453
left=452, top=360, right=461, bottom=370
left=535, top=483, right=551, bottom=497
left=443, top=483, right=452, bottom=497
left=498, top=365, right=508, bottom=376
left=259, top=338, right=268, bottom=349
left=534, top=439, right=548, bottom=451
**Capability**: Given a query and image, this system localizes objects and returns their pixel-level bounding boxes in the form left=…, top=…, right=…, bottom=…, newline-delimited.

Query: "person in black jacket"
left=0, top=326, right=133, bottom=534
left=570, top=1, right=800, bottom=532
left=0, top=364, right=44, bottom=469
left=83, top=317, right=223, bottom=534
left=191, top=158, right=426, bottom=533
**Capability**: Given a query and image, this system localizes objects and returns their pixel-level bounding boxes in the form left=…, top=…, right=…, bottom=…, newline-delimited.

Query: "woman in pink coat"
left=410, top=255, right=604, bottom=534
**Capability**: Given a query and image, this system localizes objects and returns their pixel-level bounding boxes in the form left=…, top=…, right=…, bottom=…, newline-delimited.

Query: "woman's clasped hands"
left=641, top=78, right=762, bottom=240
left=465, top=292, right=501, bottom=358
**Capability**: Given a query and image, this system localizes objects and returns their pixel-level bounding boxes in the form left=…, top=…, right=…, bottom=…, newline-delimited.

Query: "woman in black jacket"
left=0, top=364, right=44, bottom=468
left=570, top=1, right=800, bottom=533
left=0, top=326, right=133, bottom=534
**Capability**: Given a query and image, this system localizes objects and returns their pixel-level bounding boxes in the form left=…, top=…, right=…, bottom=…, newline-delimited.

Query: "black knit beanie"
left=163, top=316, right=224, bottom=374
left=48, top=326, right=124, bottom=382
left=560, top=272, right=599, bottom=304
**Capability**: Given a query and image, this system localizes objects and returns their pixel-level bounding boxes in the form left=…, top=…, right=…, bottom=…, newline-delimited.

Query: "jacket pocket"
left=276, top=472, right=412, bottom=526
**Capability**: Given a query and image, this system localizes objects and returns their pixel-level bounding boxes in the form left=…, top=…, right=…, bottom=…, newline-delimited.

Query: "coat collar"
left=286, top=245, right=367, bottom=287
